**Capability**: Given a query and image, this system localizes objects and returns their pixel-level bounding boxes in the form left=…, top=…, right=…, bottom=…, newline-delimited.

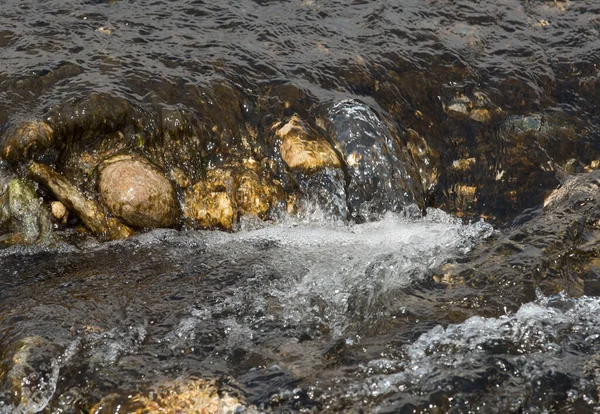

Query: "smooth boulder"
left=98, top=155, right=179, bottom=229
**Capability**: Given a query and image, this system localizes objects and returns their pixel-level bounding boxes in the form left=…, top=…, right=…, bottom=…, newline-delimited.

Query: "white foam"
left=202, top=209, right=493, bottom=337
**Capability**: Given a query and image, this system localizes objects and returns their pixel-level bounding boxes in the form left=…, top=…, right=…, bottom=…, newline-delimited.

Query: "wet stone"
left=406, top=129, right=440, bottom=195
left=184, top=168, right=237, bottom=230
left=292, top=168, right=348, bottom=221
left=236, top=167, right=284, bottom=219
left=325, top=100, right=416, bottom=220
left=89, top=378, right=253, bottom=414
left=29, top=162, right=133, bottom=240
left=50, top=201, right=67, bottom=223
left=0, top=177, right=55, bottom=246
left=275, top=115, right=341, bottom=172
left=436, top=169, right=600, bottom=312
left=0, top=120, right=56, bottom=163
left=184, top=163, right=284, bottom=230
left=98, top=155, right=179, bottom=229
left=0, top=336, right=70, bottom=413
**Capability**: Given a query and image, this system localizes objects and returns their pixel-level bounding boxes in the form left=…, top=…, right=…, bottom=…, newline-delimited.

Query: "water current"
left=1, top=0, right=600, bottom=412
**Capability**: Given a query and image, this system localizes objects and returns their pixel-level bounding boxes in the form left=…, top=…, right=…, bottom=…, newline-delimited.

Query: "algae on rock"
left=0, top=178, right=56, bottom=246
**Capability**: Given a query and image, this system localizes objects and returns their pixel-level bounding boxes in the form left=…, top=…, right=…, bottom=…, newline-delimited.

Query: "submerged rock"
left=291, top=168, right=348, bottom=221
left=275, top=115, right=341, bottom=172
left=236, top=166, right=284, bottom=219
left=325, top=100, right=416, bottom=220
left=98, top=155, right=179, bottom=229
left=0, top=120, right=56, bottom=163
left=184, top=168, right=237, bottom=230
left=29, top=162, right=133, bottom=240
left=434, top=169, right=600, bottom=314
left=184, top=162, right=285, bottom=230
left=0, top=177, right=55, bottom=245
left=89, top=378, right=252, bottom=414
left=406, top=129, right=440, bottom=196
left=0, top=336, right=70, bottom=413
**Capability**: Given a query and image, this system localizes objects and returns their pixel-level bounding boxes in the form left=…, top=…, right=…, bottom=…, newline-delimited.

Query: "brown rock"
left=185, top=188, right=235, bottom=230
left=183, top=168, right=237, bottom=230
left=183, top=163, right=284, bottom=229
left=98, top=155, right=179, bottom=229
left=469, top=108, right=491, bottom=123
left=50, top=201, right=68, bottom=222
left=89, top=378, right=251, bottom=414
left=275, top=115, right=340, bottom=171
left=0, top=120, right=55, bottom=163
left=29, top=162, right=133, bottom=240
left=236, top=168, right=284, bottom=218
left=406, top=129, right=440, bottom=193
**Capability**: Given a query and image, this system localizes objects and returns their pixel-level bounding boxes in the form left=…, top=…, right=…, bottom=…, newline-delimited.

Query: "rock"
left=29, top=162, right=133, bottom=240
left=184, top=162, right=285, bottom=229
left=443, top=91, right=500, bottom=123
left=50, top=201, right=68, bottom=223
left=185, top=189, right=235, bottom=230
left=444, top=99, right=471, bottom=119
left=275, top=115, right=341, bottom=172
left=98, top=155, right=179, bottom=229
left=406, top=129, right=440, bottom=194
left=0, top=177, right=55, bottom=245
left=236, top=167, right=284, bottom=219
left=469, top=108, right=491, bottom=123
left=184, top=168, right=237, bottom=230
left=89, top=378, right=253, bottom=414
left=452, top=184, right=478, bottom=215
left=543, top=169, right=600, bottom=209
left=0, top=120, right=55, bottom=163
left=432, top=169, right=600, bottom=315
left=0, top=336, right=66, bottom=412
left=451, top=157, right=477, bottom=172
left=563, top=158, right=585, bottom=174
left=292, top=168, right=348, bottom=221
left=325, top=99, right=416, bottom=220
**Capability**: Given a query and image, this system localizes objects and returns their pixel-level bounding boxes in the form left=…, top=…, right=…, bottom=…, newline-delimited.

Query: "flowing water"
left=1, top=0, right=600, bottom=412
left=0, top=211, right=496, bottom=412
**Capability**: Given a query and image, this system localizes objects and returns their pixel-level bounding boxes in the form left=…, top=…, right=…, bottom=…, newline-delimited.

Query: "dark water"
left=1, top=0, right=600, bottom=412
left=2, top=0, right=600, bottom=219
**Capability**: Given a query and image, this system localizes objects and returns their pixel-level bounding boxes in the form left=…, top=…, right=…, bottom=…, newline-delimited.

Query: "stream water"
left=1, top=0, right=600, bottom=413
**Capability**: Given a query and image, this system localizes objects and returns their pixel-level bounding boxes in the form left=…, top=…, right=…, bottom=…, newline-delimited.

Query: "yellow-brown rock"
left=89, top=378, right=251, bottom=414
left=50, top=201, right=68, bottom=223
left=98, top=155, right=179, bottom=229
left=184, top=164, right=284, bottom=229
left=185, top=188, right=235, bottom=230
left=406, top=129, right=440, bottom=193
left=276, top=115, right=340, bottom=171
left=236, top=168, right=284, bottom=218
left=184, top=168, right=236, bottom=230
left=0, top=120, right=55, bottom=163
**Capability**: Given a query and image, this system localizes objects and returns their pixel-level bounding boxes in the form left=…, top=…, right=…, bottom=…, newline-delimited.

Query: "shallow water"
left=1, top=0, right=600, bottom=412
left=0, top=211, right=495, bottom=412
left=2, top=0, right=599, bottom=220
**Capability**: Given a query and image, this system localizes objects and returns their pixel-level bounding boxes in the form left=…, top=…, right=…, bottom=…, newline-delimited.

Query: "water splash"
left=0, top=339, right=79, bottom=414
left=200, top=208, right=493, bottom=337
left=350, top=292, right=600, bottom=411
